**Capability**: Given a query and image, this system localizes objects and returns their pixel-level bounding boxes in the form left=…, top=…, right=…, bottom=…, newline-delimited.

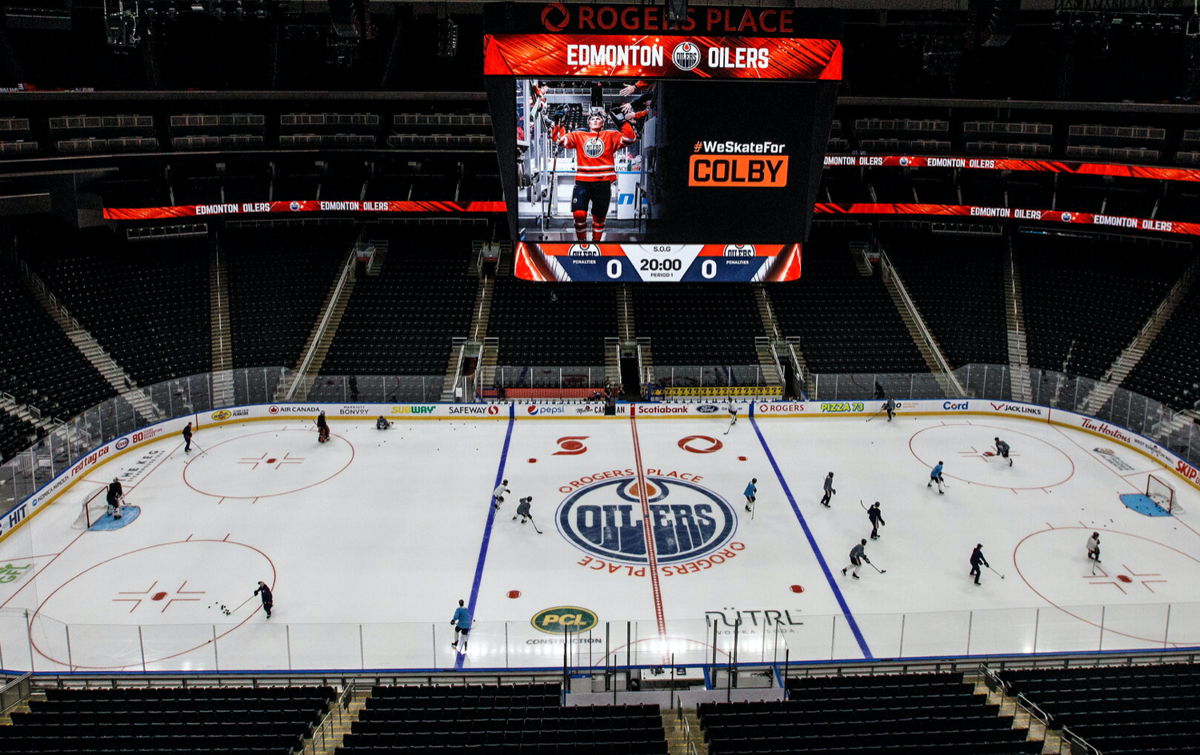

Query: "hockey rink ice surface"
left=2, top=410, right=1199, bottom=673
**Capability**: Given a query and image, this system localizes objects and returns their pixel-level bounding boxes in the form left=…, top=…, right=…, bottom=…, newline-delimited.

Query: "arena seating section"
left=490, top=280, right=617, bottom=366
left=884, top=234, right=1009, bottom=368
left=321, top=229, right=478, bottom=376
left=700, top=673, right=1038, bottom=755
left=0, top=685, right=335, bottom=754
left=1017, top=236, right=1189, bottom=380
left=225, top=227, right=352, bottom=369
left=0, top=264, right=115, bottom=427
left=631, top=284, right=762, bottom=366
left=338, top=683, right=667, bottom=755
left=22, top=228, right=211, bottom=387
left=998, top=663, right=1200, bottom=755
left=1123, top=282, right=1200, bottom=410
left=769, top=232, right=927, bottom=374
left=0, top=412, right=35, bottom=466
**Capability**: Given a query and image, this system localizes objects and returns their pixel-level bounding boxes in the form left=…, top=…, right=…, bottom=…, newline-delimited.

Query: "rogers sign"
left=538, top=3, right=799, bottom=35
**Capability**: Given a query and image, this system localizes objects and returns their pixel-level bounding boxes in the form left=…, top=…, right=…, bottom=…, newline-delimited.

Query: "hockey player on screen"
left=552, top=109, right=637, bottom=241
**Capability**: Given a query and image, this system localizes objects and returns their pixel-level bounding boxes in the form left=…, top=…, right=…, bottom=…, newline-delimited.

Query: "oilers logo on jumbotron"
left=582, top=137, right=605, bottom=159
left=672, top=42, right=701, bottom=71
left=723, top=245, right=755, bottom=257
left=557, top=476, right=736, bottom=565
left=568, top=244, right=601, bottom=257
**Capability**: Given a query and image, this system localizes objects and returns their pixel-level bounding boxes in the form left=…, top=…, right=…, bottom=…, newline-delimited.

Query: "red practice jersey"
left=559, top=123, right=636, bottom=183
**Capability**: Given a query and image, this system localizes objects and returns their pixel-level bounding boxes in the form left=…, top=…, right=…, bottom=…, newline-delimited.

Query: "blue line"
left=457, top=403, right=516, bottom=670
left=749, top=407, right=874, bottom=660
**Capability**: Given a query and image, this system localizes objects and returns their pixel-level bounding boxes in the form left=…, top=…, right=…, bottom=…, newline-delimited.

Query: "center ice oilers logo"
left=557, top=476, right=736, bottom=565
left=723, top=245, right=755, bottom=257
left=672, top=42, right=701, bottom=71
left=568, top=244, right=601, bottom=257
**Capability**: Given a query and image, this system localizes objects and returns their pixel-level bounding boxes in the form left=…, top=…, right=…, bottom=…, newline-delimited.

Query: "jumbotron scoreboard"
left=484, top=3, right=842, bottom=282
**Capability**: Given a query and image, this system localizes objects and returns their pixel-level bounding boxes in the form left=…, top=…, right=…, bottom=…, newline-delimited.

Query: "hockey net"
left=71, top=486, right=110, bottom=530
left=1147, top=474, right=1181, bottom=515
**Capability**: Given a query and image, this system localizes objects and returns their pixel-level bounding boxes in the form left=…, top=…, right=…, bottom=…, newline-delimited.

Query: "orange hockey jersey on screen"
left=559, top=124, right=635, bottom=183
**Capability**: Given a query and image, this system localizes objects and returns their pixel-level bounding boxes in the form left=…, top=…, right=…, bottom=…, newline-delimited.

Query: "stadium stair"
left=966, top=670, right=1056, bottom=755
left=209, top=234, right=235, bottom=407
left=276, top=249, right=356, bottom=402
left=879, top=252, right=965, bottom=398
left=1082, top=257, right=1200, bottom=416
left=752, top=285, right=784, bottom=388
left=1003, top=238, right=1033, bottom=403
left=13, top=257, right=162, bottom=423
left=310, top=685, right=369, bottom=755
left=663, top=706, right=708, bottom=755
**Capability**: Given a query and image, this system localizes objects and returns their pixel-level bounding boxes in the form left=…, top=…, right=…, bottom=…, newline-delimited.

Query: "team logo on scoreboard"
left=288, top=201, right=300, bottom=211
left=568, top=244, right=601, bottom=257
left=557, top=476, right=737, bottom=565
left=1061, top=212, right=1073, bottom=222
left=582, top=137, right=605, bottom=158
left=723, top=244, right=756, bottom=257
left=672, top=42, right=701, bottom=71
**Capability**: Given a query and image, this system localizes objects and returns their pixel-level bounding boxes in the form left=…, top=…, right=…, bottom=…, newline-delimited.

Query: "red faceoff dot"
left=507, top=590, right=522, bottom=599
left=266, top=458, right=277, bottom=464
left=789, top=585, right=804, bottom=593
left=1117, top=574, right=1133, bottom=583
left=152, top=592, right=168, bottom=601
left=528, top=458, right=538, bottom=463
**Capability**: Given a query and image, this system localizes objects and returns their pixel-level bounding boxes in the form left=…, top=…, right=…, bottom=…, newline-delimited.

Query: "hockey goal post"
left=1147, top=473, right=1181, bottom=514
left=71, top=486, right=110, bottom=530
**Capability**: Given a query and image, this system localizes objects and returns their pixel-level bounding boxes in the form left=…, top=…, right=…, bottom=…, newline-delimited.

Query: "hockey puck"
left=789, top=585, right=804, bottom=593
left=506, top=590, right=521, bottom=599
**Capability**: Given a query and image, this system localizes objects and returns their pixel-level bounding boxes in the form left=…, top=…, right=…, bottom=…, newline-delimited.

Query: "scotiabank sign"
left=483, top=34, right=841, bottom=80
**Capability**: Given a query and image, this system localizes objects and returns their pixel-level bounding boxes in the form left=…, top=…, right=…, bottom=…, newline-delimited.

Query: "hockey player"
left=316, top=411, right=330, bottom=443
left=842, top=539, right=870, bottom=579
left=106, top=477, right=125, bottom=520
left=969, top=544, right=989, bottom=585
left=744, top=478, right=757, bottom=513
left=492, top=480, right=511, bottom=511
left=376, top=416, right=392, bottom=430
left=1086, top=532, right=1101, bottom=562
left=254, top=581, right=273, bottom=618
left=182, top=422, right=193, bottom=453
left=728, top=399, right=739, bottom=430
left=885, top=397, right=896, bottom=422
left=928, top=461, right=945, bottom=494
left=994, top=437, right=1012, bottom=466
left=820, top=472, right=836, bottom=507
left=451, top=599, right=472, bottom=652
left=868, top=502, right=885, bottom=539
left=514, top=496, right=533, bottom=524
left=551, top=110, right=638, bottom=241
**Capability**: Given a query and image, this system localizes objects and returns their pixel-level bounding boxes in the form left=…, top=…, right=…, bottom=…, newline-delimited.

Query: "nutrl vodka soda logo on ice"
left=556, top=473, right=739, bottom=574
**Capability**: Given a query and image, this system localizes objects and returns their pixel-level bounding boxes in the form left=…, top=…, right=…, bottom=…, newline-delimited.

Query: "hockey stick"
left=865, top=407, right=885, bottom=423
left=190, top=442, right=207, bottom=458
left=867, top=561, right=887, bottom=574
left=859, top=499, right=868, bottom=511
left=528, top=516, right=544, bottom=535
left=986, top=565, right=1006, bottom=579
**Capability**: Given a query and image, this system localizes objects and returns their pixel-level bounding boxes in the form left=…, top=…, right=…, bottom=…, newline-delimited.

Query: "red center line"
left=629, top=409, right=667, bottom=638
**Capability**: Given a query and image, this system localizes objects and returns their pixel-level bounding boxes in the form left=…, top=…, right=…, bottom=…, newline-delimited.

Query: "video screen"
left=508, top=77, right=833, bottom=244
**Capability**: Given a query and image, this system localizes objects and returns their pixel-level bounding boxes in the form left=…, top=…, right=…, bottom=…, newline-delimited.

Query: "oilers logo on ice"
left=557, top=476, right=736, bottom=565
left=568, top=244, right=601, bottom=257
left=723, top=245, right=755, bottom=257
left=672, top=42, right=701, bottom=71
left=582, top=137, right=605, bottom=159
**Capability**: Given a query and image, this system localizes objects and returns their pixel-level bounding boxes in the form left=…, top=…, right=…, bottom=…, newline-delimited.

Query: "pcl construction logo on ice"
left=531, top=606, right=599, bottom=634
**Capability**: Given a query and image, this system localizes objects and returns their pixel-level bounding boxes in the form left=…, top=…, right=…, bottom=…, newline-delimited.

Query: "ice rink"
left=1, top=406, right=1198, bottom=674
